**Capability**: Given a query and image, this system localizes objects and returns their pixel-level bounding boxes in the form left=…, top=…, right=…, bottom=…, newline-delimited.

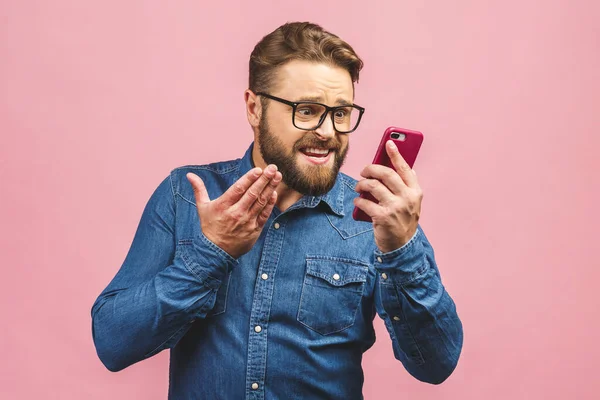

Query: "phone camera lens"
left=390, top=132, right=406, bottom=141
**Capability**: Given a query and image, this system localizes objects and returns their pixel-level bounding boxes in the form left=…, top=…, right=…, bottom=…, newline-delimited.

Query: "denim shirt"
left=91, top=142, right=463, bottom=400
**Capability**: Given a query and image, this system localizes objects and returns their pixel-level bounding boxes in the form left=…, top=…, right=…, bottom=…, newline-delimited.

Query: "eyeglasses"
left=255, top=92, right=365, bottom=134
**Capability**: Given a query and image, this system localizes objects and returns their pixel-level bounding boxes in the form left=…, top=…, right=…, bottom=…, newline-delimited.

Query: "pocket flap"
left=305, top=257, right=369, bottom=287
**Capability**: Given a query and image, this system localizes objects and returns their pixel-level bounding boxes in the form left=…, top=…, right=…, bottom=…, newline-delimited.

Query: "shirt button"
left=261, top=273, right=268, bottom=280
left=251, top=383, right=259, bottom=390
left=254, top=325, right=262, bottom=333
left=274, top=222, right=280, bottom=229
left=377, top=256, right=383, bottom=263
left=393, top=316, right=401, bottom=321
left=381, top=273, right=388, bottom=280
left=333, top=273, right=340, bottom=281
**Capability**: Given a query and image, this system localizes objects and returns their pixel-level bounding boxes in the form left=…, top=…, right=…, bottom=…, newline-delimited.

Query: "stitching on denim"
left=144, top=321, right=190, bottom=358
left=297, top=270, right=365, bottom=335
left=168, top=173, right=176, bottom=199
left=305, top=263, right=368, bottom=286
left=341, top=173, right=358, bottom=189
left=177, top=244, right=209, bottom=284
left=305, top=254, right=370, bottom=267
left=431, top=288, right=455, bottom=360
left=172, top=161, right=241, bottom=205
left=176, top=242, right=224, bottom=290
left=305, top=271, right=366, bottom=286
left=316, top=275, right=368, bottom=335
left=198, top=232, right=236, bottom=265
left=377, top=228, right=421, bottom=260
left=325, top=214, right=373, bottom=239
left=297, top=312, right=358, bottom=336
left=383, top=318, right=397, bottom=342
left=378, top=279, right=396, bottom=287
left=377, top=261, right=429, bottom=287
left=298, top=255, right=368, bottom=335
left=173, top=163, right=239, bottom=175
left=398, top=263, right=430, bottom=287
left=296, top=270, right=310, bottom=329
left=208, top=270, right=231, bottom=316
left=175, top=192, right=197, bottom=207
left=393, top=284, right=425, bottom=364
left=336, top=177, right=345, bottom=215
left=181, top=239, right=234, bottom=290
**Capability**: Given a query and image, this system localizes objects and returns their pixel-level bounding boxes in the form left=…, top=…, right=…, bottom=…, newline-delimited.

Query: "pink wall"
left=2, top=1, right=598, bottom=399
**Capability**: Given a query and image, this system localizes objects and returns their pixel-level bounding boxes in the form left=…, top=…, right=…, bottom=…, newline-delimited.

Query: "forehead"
left=272, top=60, right=354, bottom=103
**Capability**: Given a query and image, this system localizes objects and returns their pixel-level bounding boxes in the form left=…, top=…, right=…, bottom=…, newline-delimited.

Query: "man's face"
left=257, top=61, right=353, bottom=196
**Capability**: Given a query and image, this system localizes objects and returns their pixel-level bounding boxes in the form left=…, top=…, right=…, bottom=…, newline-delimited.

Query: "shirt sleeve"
left=373, top=224, right=463, bottom=384
left=91, top=174, right=237, bottom=372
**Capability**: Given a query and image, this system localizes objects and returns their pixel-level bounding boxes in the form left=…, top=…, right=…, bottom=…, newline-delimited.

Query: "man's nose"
left=314, top=112, right=336, bottom=140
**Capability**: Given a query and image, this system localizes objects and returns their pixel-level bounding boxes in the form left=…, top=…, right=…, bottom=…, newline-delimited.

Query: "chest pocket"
left=297, top=256, right=369, bottom=335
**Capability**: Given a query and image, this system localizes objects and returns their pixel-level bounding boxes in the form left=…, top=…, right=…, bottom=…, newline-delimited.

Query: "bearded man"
left=92, top=21, right=463, bottom=400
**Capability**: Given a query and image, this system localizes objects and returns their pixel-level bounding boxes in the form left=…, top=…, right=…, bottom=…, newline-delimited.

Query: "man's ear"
left=244, top=90, right=261, bottom=128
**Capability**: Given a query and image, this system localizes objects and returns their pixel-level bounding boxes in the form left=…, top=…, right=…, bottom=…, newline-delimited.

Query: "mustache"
left=294, top=135, right=341, bottom=152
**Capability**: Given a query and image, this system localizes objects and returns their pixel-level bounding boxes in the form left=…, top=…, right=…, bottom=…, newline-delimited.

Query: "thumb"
left=186, top=172, right=211, bottom=204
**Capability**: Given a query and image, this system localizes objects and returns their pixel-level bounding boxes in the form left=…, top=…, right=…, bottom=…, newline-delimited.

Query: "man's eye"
left=297, top=107, right=315, bottom=116
left=334, top=109, right=348, bottom=118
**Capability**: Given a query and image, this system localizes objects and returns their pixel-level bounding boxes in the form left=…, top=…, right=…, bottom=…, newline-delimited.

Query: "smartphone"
left=352, top=126, right=424, bottom=223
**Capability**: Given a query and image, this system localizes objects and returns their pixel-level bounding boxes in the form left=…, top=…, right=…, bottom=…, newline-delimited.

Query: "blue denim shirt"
left=91, top=142, right=463, bottom=399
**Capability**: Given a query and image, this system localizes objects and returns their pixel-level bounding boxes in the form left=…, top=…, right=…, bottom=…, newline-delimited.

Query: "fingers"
left=360, top=164, right=405, bottom=195
left=385, top=140, right=418, bottom=187
left=221, top=167, right=263, bottom=206
left=186, top=173, right=211, bottom=204
left=353, top=195, right=382, bottom=220
left=248, top=170, right=282, bottom=217
left=355, top=178, right=393, bottom=202
left=235, top=164, right=278, bottom=211
left=256, top=191, right=277, bottom=228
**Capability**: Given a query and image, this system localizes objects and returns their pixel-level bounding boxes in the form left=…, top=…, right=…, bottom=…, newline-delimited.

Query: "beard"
left=257, top=112, right=349, bottom=197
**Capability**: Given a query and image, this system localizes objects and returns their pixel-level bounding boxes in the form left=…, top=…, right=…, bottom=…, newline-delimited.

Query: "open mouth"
left=300, top=147, right=331, bottom=157
left=299, top=147, right=334, bottom=165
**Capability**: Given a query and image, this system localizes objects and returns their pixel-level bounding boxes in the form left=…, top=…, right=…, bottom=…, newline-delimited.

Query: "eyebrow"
left=295, top=96, right=354, bottom=106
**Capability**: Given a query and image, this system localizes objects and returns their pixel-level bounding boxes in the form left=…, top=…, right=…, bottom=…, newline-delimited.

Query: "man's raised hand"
left=186, top=164, right=282, bottom=258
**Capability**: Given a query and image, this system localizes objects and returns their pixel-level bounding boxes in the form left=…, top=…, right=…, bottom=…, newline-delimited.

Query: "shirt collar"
left=237, top=142, right=345, bottom=217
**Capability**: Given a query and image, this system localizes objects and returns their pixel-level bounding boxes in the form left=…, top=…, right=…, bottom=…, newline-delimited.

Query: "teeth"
left=304, top=148, right=329, bottom=155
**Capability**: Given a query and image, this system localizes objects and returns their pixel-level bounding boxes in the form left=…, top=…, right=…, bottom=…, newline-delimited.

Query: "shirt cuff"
left=373, top=227, right=427, bottom=284
left=177, top=232, right=239, bottom=290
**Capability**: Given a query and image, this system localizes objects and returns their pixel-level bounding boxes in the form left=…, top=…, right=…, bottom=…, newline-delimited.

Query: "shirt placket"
left=245, top=217, right=285, bottom=400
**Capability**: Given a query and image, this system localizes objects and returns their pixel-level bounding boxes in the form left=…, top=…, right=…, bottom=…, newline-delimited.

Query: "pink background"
left=1, top=1, right=599, bottom=399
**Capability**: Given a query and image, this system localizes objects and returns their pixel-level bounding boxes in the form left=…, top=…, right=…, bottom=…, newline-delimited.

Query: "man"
left=92, top=22, right=463, bottom=399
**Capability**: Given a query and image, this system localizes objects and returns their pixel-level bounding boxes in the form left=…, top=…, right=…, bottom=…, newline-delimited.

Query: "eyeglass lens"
left=293, top=103, right=360, bottom=132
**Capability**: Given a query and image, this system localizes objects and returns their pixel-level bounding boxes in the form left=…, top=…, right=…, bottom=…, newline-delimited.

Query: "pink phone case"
left=352, top=126, right=424, bottom=223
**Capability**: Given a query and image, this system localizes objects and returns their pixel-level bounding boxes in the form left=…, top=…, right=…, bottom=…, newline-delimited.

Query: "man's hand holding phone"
left=186, top=165, right=282, bottom=259
left=353, top=138, right=423, bottom=253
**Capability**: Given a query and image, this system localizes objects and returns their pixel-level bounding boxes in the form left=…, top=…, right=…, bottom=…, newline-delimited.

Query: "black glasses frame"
left=255, top=92, right=365, bottom=134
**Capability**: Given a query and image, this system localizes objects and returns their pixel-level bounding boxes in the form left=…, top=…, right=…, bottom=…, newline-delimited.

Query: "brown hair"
left=249, top=22, right=364, bottom=94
